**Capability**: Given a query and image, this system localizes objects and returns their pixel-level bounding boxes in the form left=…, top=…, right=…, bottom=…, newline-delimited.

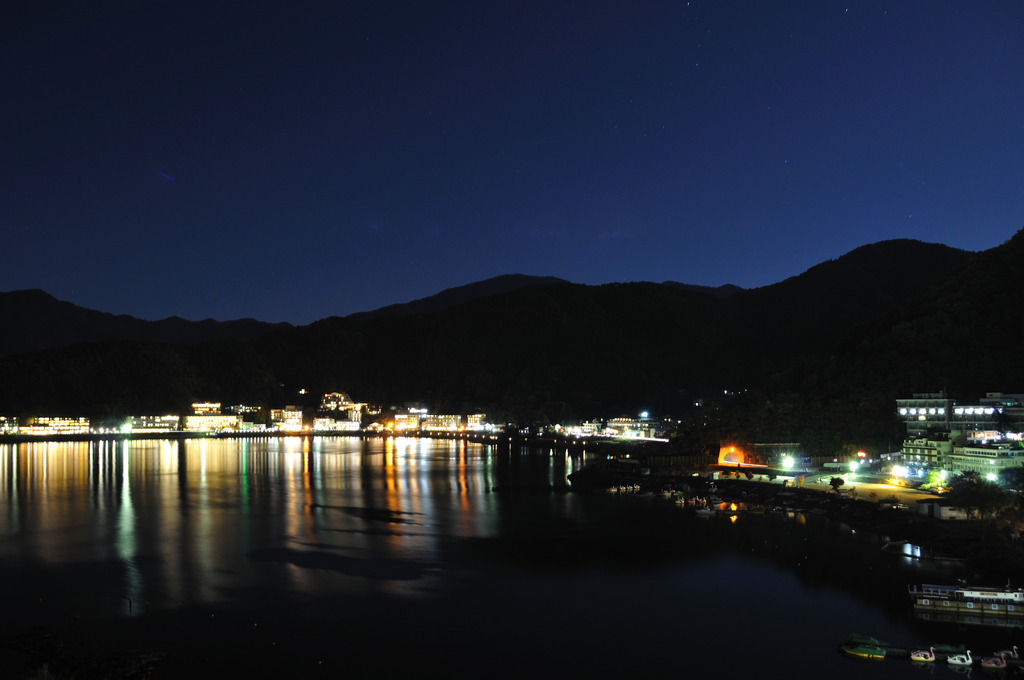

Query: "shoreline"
left=673, top=474, right=1024, bottom=576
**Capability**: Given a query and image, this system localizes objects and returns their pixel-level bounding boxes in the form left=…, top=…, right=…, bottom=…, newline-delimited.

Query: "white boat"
left=910, top=647, right=936, bottom=662
left=947, top=650, right=972, bottom=666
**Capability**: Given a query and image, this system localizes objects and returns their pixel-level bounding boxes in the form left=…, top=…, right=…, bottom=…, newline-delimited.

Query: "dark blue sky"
left=3, top=1, right=1023, bottom=324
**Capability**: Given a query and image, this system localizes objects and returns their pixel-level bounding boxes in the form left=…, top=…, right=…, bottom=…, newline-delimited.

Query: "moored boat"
left=910, top=583, right=1024, bottom=603
left=947, top=650, right=972, bottom=666
left=840, top=644, right=885, bottom=660
left=994, top=644, right=1019, bottom=659
left=909, top=583, right=1024, bottom=619
left=910, top=647, right=936, bottom=662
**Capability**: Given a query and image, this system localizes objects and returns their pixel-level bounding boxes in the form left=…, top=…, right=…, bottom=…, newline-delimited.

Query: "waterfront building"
left=897, top=391, right=1024, bottom=475
left=422, top=414, right=462, bottom=432
left=466, top=414, right=486, bottom=431
left=898, top=392, right=1024, bottom=476
left=607, top=415, right=662, bottom=438
left=318, top=392, right=365, bottom=426
left=944, top=443, right=1024, bottom=476
left=224, top=404, right=260, bottom=416
left=607, top=417, right=640, bottom=436
left=0, top=416, right=16, bottom=434
left=951, top=404, right=1003, bottom=435
left=192, top=402, right=222, bottom=415
left=899, top=392, right=1024, bottom=439
left=131, top=415, right=181, bottom=432
left=896, top=393, right=952, bottom=436
left=270, top=406, right=304, bottom=432
left=394, top=413, right=421, bottom=432
left=184, top=413, right=242, bottom=432
left=901, top=436, right=953, bottom=467
left=313, top=417, right=360, bottom=432
left=951, top=392, right=1024, bottom=434
left=574, top=421, right=603, bottom=436
left=20, top=416, right=90, bottom=436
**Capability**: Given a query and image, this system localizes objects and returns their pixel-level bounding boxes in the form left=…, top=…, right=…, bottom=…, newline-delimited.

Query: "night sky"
left=4, top=1, right=1023, bottom=325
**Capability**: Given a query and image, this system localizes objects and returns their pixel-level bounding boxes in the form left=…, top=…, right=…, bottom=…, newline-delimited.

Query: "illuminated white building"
left=606, top=417, right=647, bottom=438
left=270, top=406, right=304, bottom=432
left=313, top=417, right=361, bottom=432
left=394, top=413, right=421, bottom=432
left=225, top=404, right=260, bottom=416
left=320, top=392, right=354, bottom=411
left=131, top=415, right=181, bottom=432
left=0, top=416, right=17, bottom=434
left=896, top=393, right=952, bottom=436
left=945, top=443, right=1024, bottom=476
left=899, top=392, right=1024, bottom=474
left=422, top=414, right=461, bottom=432
left=564, top=421, right=602, bottom=437
left=184, top=414, right=242, bottom=432
left=901, top=436, right=952, bottom=467
left=192, top=402, right=222, bottom=415
left=20, top=416, right=90, bottom=436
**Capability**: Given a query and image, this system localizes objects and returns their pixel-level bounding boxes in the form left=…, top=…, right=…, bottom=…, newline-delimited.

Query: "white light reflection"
left=116, top=439, right=143, bottom=615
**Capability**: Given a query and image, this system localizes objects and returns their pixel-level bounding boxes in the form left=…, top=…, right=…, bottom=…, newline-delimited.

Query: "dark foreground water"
left=0, top=437, right=1015, bottom=678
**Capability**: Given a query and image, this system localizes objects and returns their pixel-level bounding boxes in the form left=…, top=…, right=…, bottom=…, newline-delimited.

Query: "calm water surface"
left=0, top=437, right=1014, bottom=677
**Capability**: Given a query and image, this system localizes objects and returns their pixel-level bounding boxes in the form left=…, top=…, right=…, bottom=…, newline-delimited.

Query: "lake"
left=0, top=436, right=1015, bottom=678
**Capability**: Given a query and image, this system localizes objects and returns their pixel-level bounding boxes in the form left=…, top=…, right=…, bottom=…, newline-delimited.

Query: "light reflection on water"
left=0, top=437, right=1009, bottom=678
left=0, top=438, right=592, bottom=609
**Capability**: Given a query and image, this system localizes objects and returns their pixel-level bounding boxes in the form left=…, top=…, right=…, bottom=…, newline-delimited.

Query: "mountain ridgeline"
left=2, top=231, right=1023, bottom=456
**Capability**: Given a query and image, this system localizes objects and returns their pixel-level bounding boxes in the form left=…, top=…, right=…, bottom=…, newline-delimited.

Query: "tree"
left=1001, top=466, right=1024, bottom=494
left=829, top=477, right=846, bottom=494
left=947, top=471, right=1010, bottom=520
left=920, top=469, right=948, bottom=492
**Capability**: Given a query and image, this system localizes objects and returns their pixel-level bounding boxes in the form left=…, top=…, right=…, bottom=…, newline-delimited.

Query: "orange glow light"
left=718, top=445, right=746, bottom=465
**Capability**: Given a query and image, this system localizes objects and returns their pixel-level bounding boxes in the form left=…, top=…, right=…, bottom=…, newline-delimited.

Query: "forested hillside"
left=0, top=231, right=1010, bottom=459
